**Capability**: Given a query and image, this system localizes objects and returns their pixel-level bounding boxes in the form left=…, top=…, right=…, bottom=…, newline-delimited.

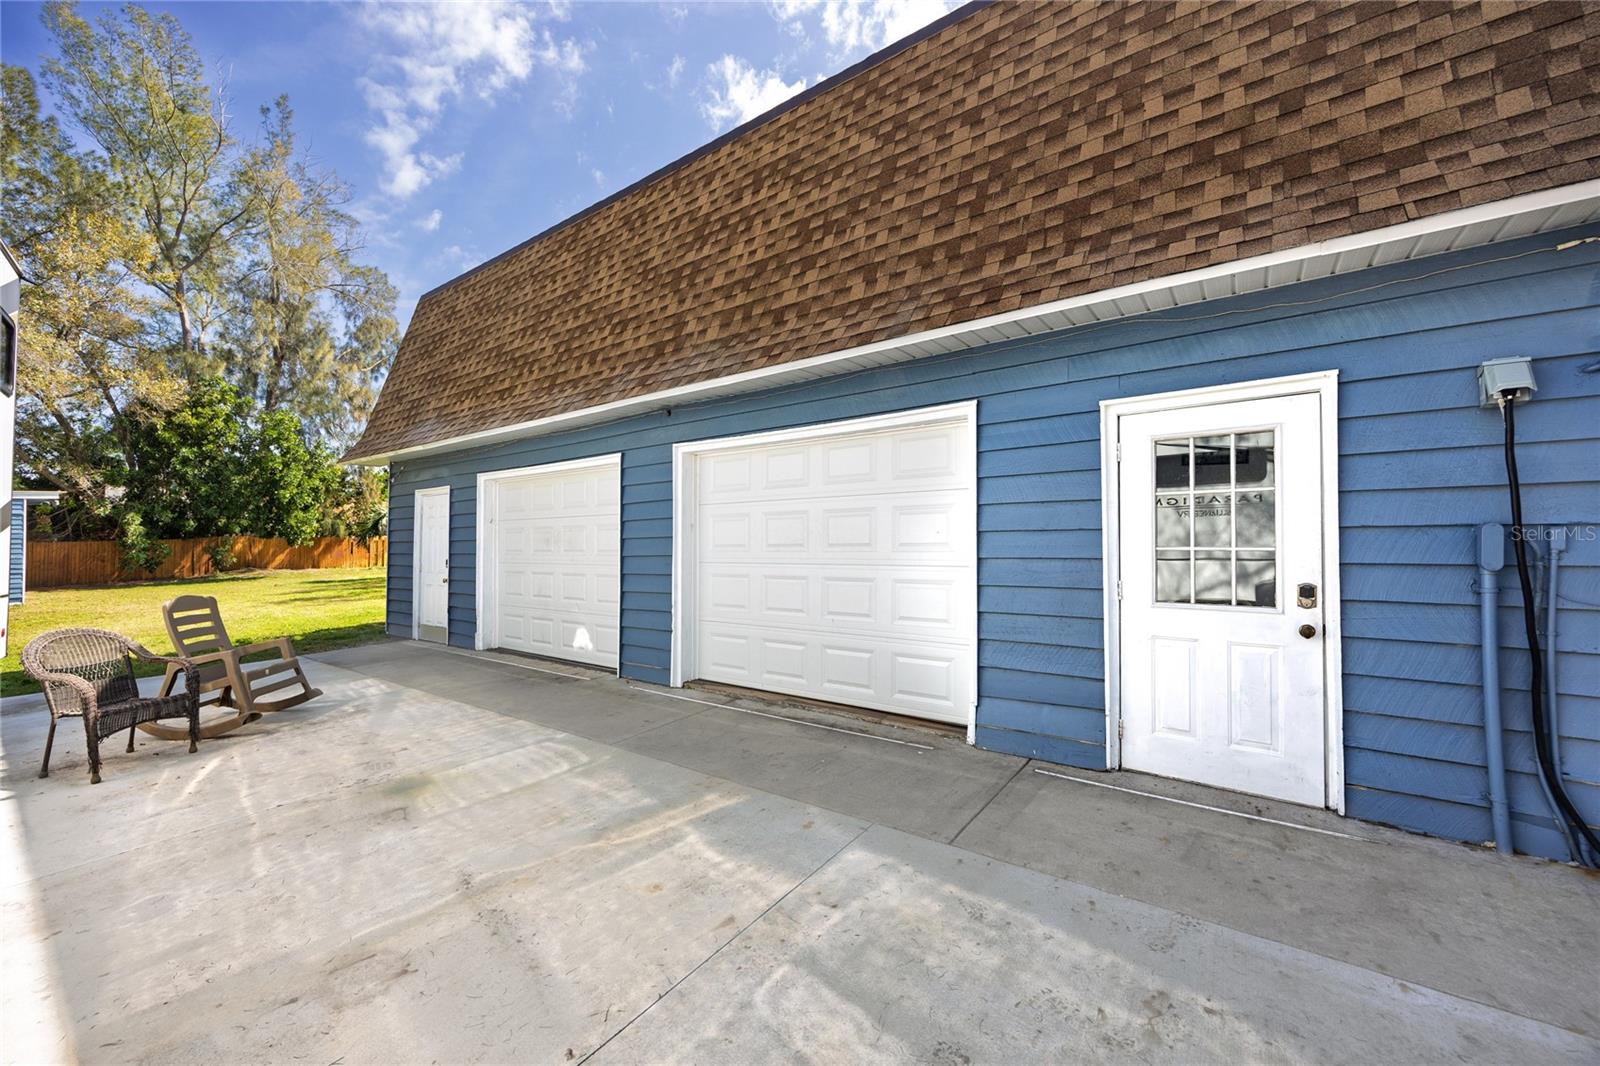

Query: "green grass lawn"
left=2, top=568, right=388, bottom=698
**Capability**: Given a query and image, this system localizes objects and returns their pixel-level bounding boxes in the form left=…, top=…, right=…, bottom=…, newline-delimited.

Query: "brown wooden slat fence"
left=27, top=535, right=388, bottom=589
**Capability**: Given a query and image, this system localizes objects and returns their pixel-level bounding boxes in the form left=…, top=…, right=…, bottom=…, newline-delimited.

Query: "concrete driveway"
left=2, top=640, right=1595, bottom=1064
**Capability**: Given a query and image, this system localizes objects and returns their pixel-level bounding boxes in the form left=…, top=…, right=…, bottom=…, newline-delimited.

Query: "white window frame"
left=1099, top=371, right=1345, bottom=813
left=473, top=453, right=623, bottom=666
left=411, top=485, right=451, bottom=641
left=672, top=401, right=981, bottom=740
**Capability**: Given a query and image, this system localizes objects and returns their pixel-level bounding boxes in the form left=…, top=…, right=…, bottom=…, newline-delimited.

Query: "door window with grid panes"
left=1153, top=430, right=1277, bottom=607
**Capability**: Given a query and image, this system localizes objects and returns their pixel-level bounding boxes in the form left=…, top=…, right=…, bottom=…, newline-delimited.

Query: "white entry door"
left=482, top=457, right=620, bottom=669
left=1117, top=392, right=1327, bottom=806
left=681, top=408, right=976, bottom=725
left=415, top=487, right=451, bottom=641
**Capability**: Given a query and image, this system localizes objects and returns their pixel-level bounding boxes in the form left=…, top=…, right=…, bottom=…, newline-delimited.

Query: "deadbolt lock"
left=1299, top=624, right=1317, bottom=639
left=1297, top=582, right=1318, bottom=609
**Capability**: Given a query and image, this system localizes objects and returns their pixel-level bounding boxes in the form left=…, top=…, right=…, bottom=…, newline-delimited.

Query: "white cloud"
left=591, top=168, right=606, bottom=187
left=701, top=55, right=806, bottom=130
left=358, top=1, right=590, bottom=198
left=439, top=244, right=483, bottom=272
left=666, top=54, right=686, bottom=89
left=417, top=209, right=443, bottom=232
left=769, top=0, right=960, bottom=57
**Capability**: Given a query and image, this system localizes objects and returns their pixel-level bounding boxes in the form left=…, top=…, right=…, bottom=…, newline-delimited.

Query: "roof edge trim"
left=348, top=179, right=1600, bottom=466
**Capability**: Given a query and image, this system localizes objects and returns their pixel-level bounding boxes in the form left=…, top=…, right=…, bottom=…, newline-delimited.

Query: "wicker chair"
left=21, top=628, right=201, bottom=784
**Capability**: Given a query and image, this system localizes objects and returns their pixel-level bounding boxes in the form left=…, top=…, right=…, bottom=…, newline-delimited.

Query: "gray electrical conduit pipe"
left=1477, top=523, right=1514, bottom=855
left=1542, top=528, right=1593, bottom=865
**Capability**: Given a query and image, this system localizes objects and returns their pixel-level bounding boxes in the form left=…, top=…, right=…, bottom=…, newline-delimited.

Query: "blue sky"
left=2, top=0, right=961, bottom=326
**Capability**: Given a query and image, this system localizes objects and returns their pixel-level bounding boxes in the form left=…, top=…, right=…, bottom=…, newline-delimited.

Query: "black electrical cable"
left=1502, top=396, right=1600, bottom=862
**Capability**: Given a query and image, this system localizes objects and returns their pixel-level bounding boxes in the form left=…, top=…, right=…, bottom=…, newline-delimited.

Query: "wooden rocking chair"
left=144, top=595, right=323, bottom=740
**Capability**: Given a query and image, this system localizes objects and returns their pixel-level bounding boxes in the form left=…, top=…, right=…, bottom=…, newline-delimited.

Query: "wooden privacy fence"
left=27, top=535, right=388, bottom=589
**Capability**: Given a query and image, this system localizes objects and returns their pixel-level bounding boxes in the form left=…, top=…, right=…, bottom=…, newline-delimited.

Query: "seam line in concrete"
left=946, top=758, right=1031, bottom=844
left=1032, top=768, right=1372, bottom=841
left=576, top=823, right=874, bottom=1065
left=606, top=706, right=713, bottom=745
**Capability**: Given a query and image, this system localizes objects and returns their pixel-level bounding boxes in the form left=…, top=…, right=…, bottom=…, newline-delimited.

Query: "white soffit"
left=366, top=179, right=1600, bottom=467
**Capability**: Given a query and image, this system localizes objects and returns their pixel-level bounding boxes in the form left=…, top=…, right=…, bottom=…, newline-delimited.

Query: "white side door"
left=415, top=487, right=451, bottom=639
left=1118, top=393, right=1326, bottom=806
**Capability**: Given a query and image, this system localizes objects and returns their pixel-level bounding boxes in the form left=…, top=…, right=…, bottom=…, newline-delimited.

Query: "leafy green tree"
left=42, top=0, right=256, bottom=359
left=3, top=67, right=177, bottom=534
left=125, top=376, right=252, bottom=539
left=0, top=65, right=116, bottom=264
left=245, top=407, right=341, bottom=545
left=324, top=467, right=389, bottom=542
left=10, top=204, right=178, bottom=531
left=125, top=377, right=341, bottom=546
left=7, top=4, right=395, bottom=551
left=224, top=99, right=398, bottom=446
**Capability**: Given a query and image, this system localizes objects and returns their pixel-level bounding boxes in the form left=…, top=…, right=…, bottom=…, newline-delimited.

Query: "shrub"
left=118, top=511, right=170, bottom=575
left=207, top=535, right=239, bottom=572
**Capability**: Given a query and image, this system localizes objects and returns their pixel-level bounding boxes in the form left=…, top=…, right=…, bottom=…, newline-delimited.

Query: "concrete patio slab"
left=608, top=691, right=1026, bottom=842
left=445, top=674, right=709, bottom=746
left=954, top=762, right=1600, bottom=1035
left=2, top=661, right=868, bottom=1064
left=3, top=639, right=1596, bottom=1064
left=592, top=825, right=1596, bottom=1065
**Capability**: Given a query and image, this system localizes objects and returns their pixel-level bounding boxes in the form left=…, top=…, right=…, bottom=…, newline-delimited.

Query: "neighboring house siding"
left=386, top=227, right=1600, bottom=860
left=8, top=499, right=22, bottom=604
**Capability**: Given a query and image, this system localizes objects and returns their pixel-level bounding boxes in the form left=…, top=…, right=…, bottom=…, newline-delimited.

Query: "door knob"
left=1298, top=624, right=1317, bottom=639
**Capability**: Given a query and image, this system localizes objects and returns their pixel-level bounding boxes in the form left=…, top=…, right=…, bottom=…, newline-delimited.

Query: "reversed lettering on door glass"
left=1152, top=431, right=1277, bottom=607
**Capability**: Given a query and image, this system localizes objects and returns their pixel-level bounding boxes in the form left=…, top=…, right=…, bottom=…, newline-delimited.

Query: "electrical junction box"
left=1478, top=357, right=1537, bottom=406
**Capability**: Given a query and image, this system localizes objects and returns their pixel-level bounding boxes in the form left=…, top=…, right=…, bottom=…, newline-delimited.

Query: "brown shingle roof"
left=346, top=0, right=1600, bottom=461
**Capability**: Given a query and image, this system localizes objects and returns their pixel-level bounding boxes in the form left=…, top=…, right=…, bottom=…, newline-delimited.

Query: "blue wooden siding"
left=386, top=225, right=1600, bottom=859
left=8, top=499, right=24, bottom=604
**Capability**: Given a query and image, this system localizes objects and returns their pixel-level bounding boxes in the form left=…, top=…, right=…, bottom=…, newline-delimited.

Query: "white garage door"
left=483, top=457, right=620, bottom=669
left=686, top=409, right=975, bottom=724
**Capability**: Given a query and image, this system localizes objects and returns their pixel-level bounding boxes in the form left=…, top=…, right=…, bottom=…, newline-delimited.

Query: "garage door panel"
left=703, top=631, right=753, bottom=678
left=698, top=499, right=972, bottom=563
left=893, top=427, right=959, bottom=478
left=821, top=577, right=874, bottom=622
left=698, top=424, right=968, bottom=506
left=697, top=563, right=968, bottom=641
left=891, top=652, right=961, bottom=710
left=487, top=461, right=620, bottom=669
left=560, top=616, right=618, bottom=662
left=691, top=415, right=973, bottom=723
left=891, top=577, right=961, bottom=628
left=762, top=511, right=809, bottom=551
left=694, top=623, right=969, bottom=722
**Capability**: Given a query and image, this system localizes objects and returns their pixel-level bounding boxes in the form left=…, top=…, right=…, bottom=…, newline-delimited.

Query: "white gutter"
left=354, top=179, right=1600, bottom=467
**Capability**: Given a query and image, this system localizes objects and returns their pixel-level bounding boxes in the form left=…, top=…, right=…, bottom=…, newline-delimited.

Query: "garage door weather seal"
left=419, top=642, right=596, bottom=681
left=635, top=686, right=935, bottom=750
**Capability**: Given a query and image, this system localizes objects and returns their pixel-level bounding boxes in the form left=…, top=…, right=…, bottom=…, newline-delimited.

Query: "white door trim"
left=1099, top=370, right=1345, bottom=813
left=412, top=485, right=451, bottom=641
left=473, top=453, right=623, bottom=664
left=671, top=401, right=980, bottom=735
